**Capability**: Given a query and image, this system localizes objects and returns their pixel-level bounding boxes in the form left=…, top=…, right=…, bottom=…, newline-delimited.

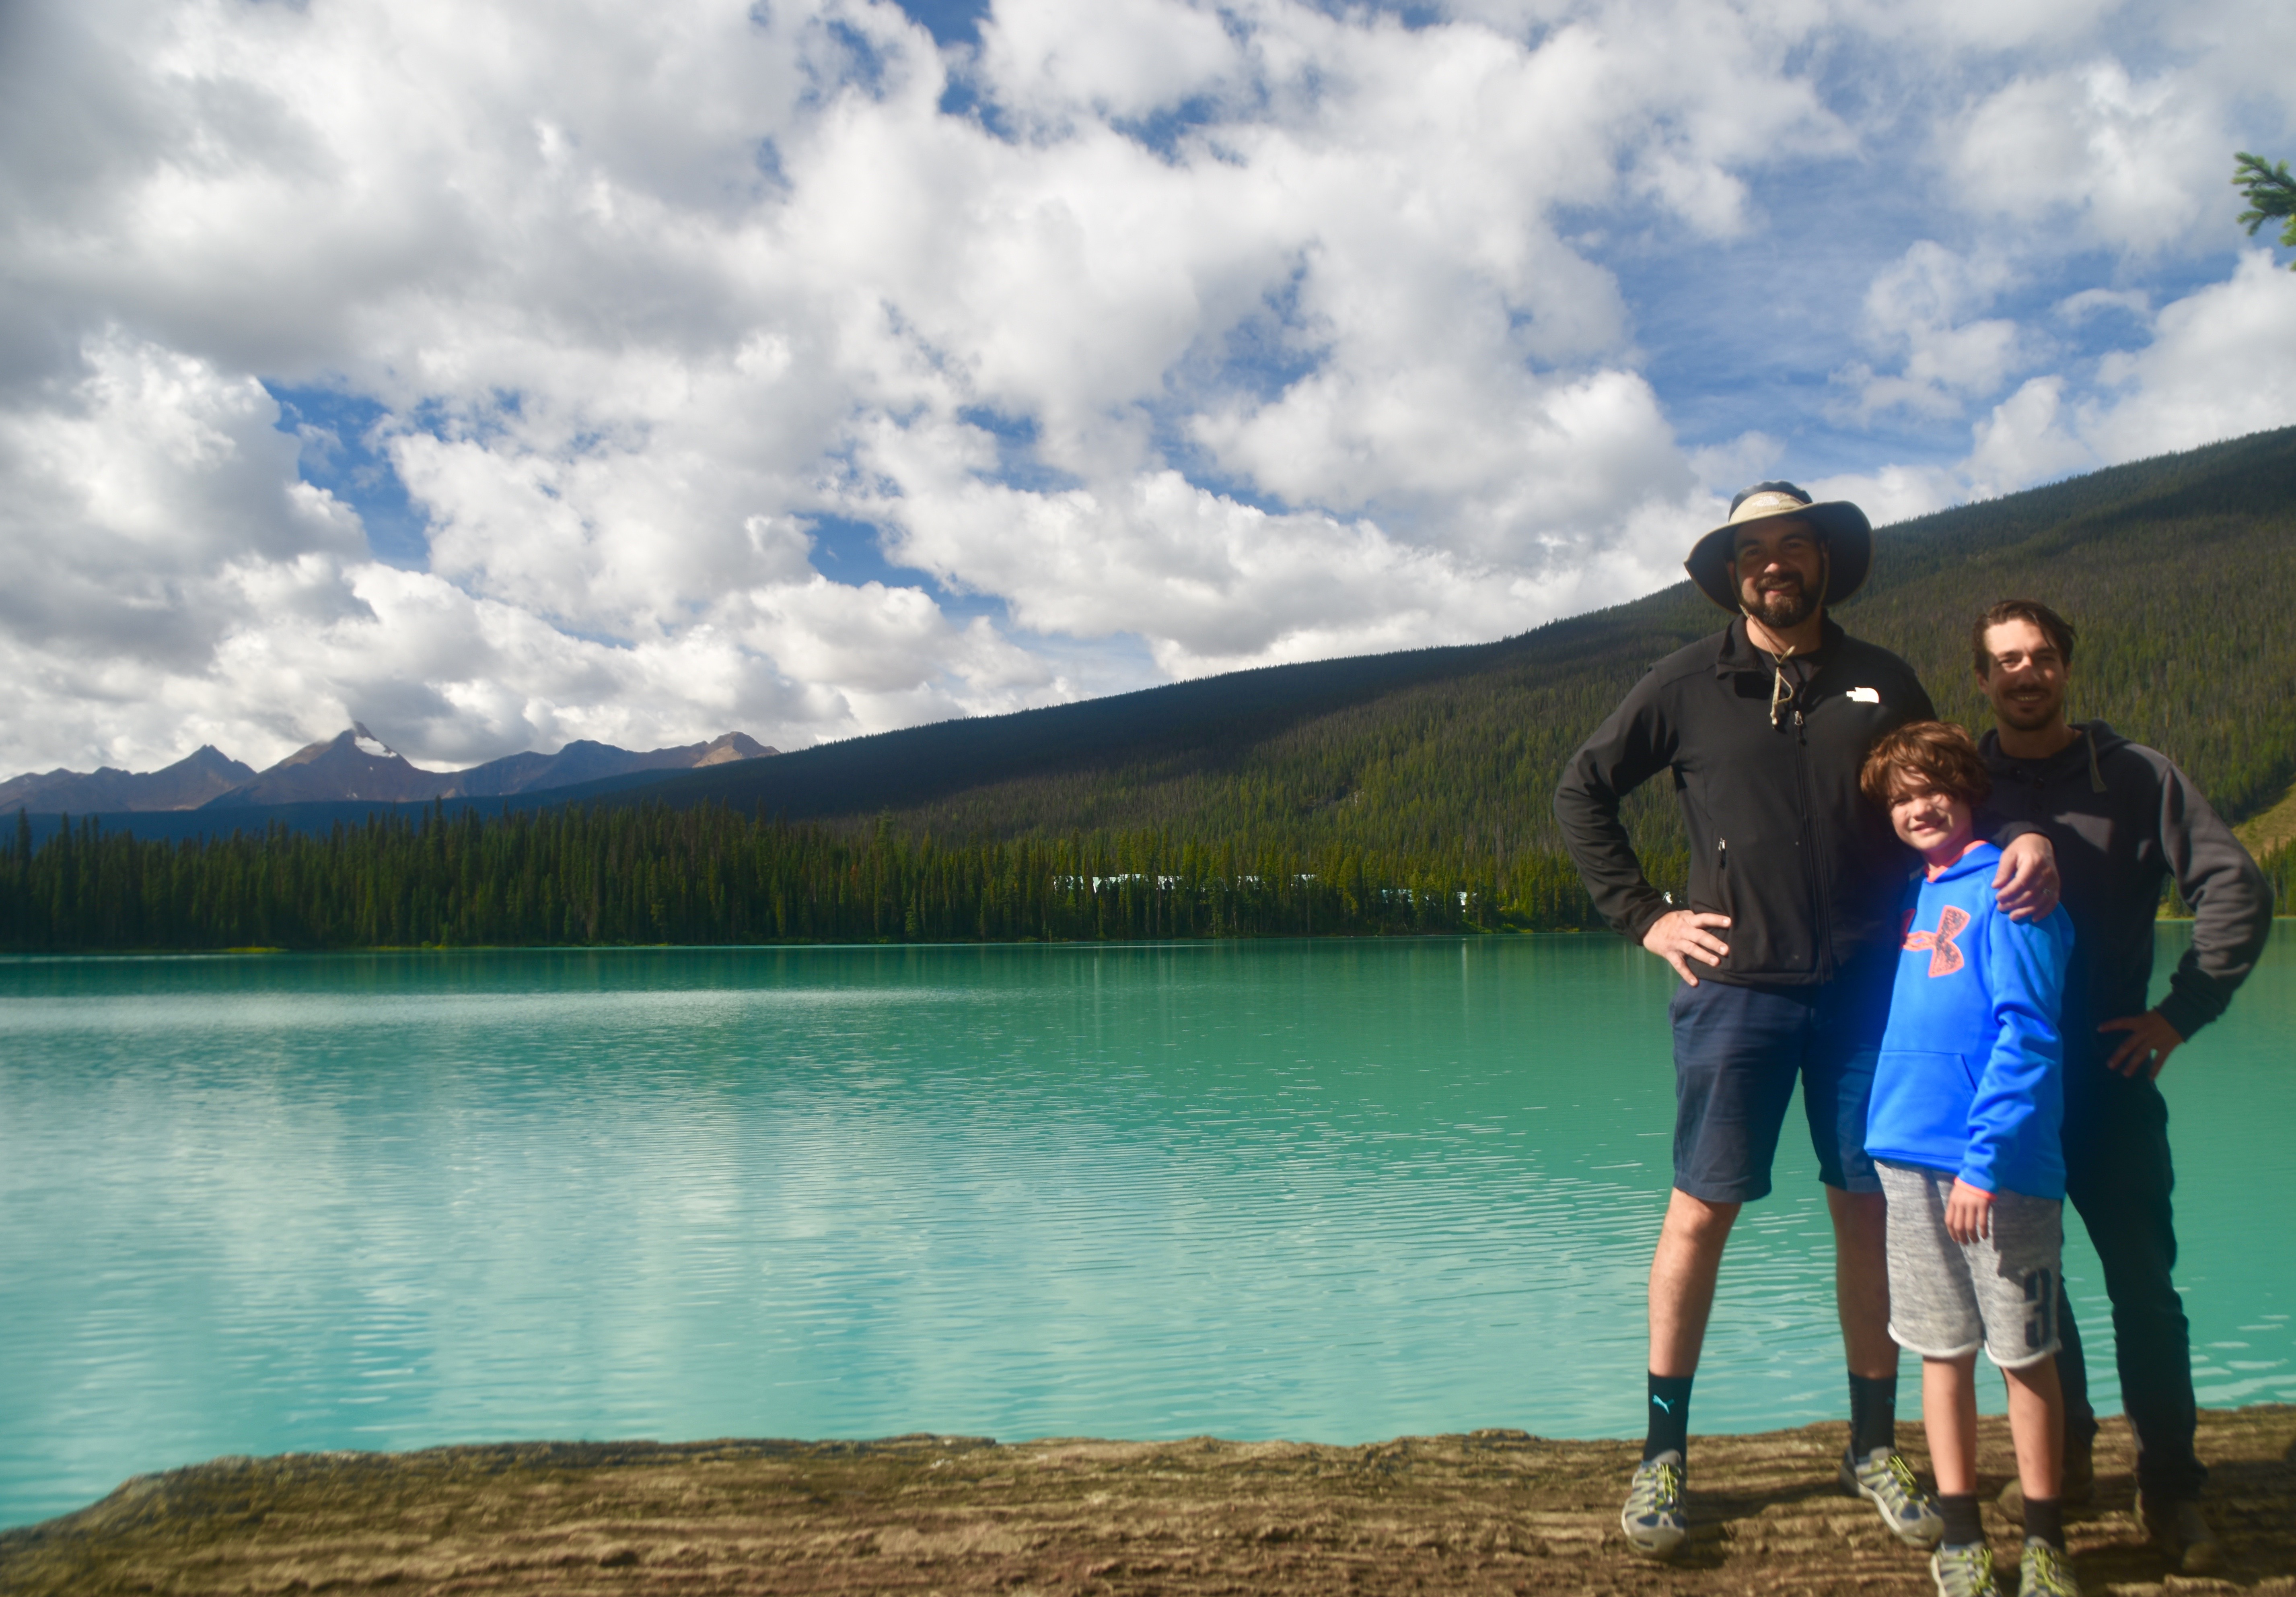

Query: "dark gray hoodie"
left=1976, top=721, right=2273, bottom=1053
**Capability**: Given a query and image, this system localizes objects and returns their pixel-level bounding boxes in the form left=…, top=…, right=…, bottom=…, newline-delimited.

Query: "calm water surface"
left=2, top=930, right=2289, bottom=1529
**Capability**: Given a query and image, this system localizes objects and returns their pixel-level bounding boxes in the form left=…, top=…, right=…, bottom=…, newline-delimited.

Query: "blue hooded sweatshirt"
left=1866, top=841, right=2076, bottom=1199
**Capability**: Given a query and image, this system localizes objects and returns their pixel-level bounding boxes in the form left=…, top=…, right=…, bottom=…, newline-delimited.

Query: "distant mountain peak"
left=436, top=729, right=778, bottom=797
left=12, top=726, right=779, bottom=814
left=209, top=725, right=441, bottom=807
left=696, top=731, right=777, bottom=765
left=0, top=746, right=257, bottom=813
left=187, top=725, right=779, bottom=809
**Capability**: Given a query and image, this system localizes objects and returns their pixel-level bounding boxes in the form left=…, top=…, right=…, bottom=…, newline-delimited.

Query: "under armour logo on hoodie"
left=1902, top=905, right=1969, bottom=977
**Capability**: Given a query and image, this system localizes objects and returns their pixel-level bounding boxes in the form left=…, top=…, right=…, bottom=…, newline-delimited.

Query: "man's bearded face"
left=1977, top=618, right=2071, bottom=732
left=1729, top=519, right=1826, bottom=630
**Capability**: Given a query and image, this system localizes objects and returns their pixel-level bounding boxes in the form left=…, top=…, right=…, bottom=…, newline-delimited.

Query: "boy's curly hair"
left=1860, top=720, right=1992, bottom=809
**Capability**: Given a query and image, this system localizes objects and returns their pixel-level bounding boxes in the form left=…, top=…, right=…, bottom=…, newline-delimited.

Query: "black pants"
left=2052, top=1062, right=2206, bottom=1501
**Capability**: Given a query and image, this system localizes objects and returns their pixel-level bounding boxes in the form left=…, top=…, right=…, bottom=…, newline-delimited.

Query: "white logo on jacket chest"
left=1847, top=686, right=1880, bottom=704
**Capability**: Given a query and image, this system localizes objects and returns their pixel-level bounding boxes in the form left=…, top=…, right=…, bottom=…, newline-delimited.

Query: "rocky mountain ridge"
left=1, top=727, right=777, bottom=814
left=0, top=746, right=256, bottom=814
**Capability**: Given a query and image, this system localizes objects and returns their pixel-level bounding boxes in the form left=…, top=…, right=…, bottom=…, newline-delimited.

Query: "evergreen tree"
left=2235, top=152, right=2296, bottom=266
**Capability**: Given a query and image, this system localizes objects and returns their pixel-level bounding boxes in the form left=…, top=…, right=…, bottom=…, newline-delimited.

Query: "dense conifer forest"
left=0, top=806, right=1619, bottom=950
left=4, top=427, right=2291, bottom=950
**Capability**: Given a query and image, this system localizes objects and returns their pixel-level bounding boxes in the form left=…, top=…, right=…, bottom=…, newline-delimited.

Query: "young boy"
left=1860, top=722, right=2080, bottom=1597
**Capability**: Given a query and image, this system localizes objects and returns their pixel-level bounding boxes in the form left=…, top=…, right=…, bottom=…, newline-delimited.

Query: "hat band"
left=1730, top=491, right=1813, bottom=525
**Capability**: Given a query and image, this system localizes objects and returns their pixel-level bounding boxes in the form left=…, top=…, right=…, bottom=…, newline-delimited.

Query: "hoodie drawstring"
left=1768, top=643, right=1799, bottom=728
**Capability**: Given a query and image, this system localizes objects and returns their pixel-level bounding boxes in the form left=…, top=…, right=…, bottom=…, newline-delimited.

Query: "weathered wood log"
left=4, top=1407, right=2291, bottom=1594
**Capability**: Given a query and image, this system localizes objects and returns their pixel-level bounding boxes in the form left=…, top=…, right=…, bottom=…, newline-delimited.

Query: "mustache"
left=1746, top=574, right=1815, bottom=612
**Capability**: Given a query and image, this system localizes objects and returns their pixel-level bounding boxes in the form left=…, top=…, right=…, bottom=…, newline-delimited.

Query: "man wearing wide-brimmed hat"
left=1554, top=482, right=2061, bottom=1561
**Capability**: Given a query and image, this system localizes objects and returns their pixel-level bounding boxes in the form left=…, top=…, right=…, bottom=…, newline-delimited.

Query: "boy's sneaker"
left=1929, top=1541, right=2000, bottom=1597
left=2019, top=1537, right=2081, bottom=1596
left=1840, top=1445, right=1945, bottom=1548
left=2138, top=1492, right=2220, bottom=1573
left=1620, top=1450, right=1687, bottom=1558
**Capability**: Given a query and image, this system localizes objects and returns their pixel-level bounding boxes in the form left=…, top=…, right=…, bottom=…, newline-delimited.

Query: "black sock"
left=1939, top=1493, right=1983, bottom=1548
left=2023, top=1495, right=2064, bottom=1550
left=1644, top=1373, right=1693, bottom=1461
left=1847, top=1371, right=1897, bottom=1457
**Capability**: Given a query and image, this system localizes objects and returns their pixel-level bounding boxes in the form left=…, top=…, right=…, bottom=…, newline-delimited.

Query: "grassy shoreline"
left=5, top=915, right=2289, bottom=960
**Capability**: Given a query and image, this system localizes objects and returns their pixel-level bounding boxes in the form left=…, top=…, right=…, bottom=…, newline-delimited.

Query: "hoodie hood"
left=1979, top=720, right=2124, bottom=795
left=1928, top=839, right=2002, bottom=884
left=1973, top=716, right=2274, bottom=1050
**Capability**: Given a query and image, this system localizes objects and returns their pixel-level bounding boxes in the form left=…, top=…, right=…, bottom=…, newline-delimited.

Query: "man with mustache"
left=1554, top=483, right=2060, bottom=1560
left=1971, top=599, right=2271, bottom=1575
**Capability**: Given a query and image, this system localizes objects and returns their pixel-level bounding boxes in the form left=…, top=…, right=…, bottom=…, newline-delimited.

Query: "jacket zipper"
left=1792, top=704, right=1833, bottom=980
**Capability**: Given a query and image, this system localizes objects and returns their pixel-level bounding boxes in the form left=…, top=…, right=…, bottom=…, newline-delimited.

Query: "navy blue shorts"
left=1667, top=959, right=1889, bottom=1203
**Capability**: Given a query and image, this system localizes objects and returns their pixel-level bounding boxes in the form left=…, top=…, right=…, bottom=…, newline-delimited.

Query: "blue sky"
left=2, top=0, right=2293, bottom=775
left=897, top=0, right=994, bottom=47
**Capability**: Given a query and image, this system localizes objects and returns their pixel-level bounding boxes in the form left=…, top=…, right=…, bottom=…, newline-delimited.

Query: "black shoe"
left=2138, top=1492, right=2220, bottom=1574
left=2065, top=1435, right=2094, bottom=1504
left=1994, top=1437, right=2094, bottom=1517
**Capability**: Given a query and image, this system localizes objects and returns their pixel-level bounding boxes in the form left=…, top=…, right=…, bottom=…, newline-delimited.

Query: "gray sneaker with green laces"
left=1620, top=1450, right=1687, bottom=1558
left=2019, top=1536, right=2082, bottom=1596
left=1839, top=1445, right=1945, bottom=1548
left=1929, top=1540, right=2000, bottom=1597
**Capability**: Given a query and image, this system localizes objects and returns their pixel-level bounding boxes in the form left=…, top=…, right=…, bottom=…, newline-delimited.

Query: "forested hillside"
left=4, top=806, right=1605, bottom=950
left=633, top=424, right=2296, bottom=863
left=6, top=427, right=2292, bottom=950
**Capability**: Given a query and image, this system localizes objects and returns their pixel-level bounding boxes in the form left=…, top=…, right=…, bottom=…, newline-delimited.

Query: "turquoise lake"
left=1, top=929, right=2289, bottom=1530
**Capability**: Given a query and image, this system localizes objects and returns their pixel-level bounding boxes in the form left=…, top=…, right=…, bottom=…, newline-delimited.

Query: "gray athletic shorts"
left=1878, top=1162, right=2064, bottom=1370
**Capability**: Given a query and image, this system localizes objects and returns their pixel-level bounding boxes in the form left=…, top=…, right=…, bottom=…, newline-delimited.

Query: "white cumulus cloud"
left=0, top=0, right=2294, bottom=782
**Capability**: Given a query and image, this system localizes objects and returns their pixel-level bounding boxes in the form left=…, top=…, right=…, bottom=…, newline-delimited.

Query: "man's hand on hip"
left=1644, top=909, right=1731, bottom=986
left=2099, top=1008, right=2185, bottom=1080
left=1992, top=832, right=2060, bottom=921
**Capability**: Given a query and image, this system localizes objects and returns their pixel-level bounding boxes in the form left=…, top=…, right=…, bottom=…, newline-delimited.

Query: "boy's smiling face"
left=1888, top=777, right=1976, bottom=870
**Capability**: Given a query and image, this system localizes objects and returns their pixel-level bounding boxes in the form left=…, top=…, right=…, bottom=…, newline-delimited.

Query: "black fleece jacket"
left=1976, top=721, right=2273, bottom=1050
left=1553, top=616, right=1935, bottom=987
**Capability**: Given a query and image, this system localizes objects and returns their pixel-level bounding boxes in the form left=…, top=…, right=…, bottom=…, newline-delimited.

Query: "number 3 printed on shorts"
left=2023, top=1267, right=2057, bottom=1352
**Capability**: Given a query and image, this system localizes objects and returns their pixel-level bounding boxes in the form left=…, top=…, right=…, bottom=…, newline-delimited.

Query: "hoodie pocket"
left=1871, top=1050, right=1976, bottom=1164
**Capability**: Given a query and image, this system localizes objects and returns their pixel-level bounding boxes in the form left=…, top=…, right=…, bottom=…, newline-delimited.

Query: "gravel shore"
left=4, top=1407, right=2290, bottom=1594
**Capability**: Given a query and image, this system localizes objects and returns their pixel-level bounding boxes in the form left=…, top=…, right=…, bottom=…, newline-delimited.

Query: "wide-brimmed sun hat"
left=1684, top=480, right=1873, bottom=611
